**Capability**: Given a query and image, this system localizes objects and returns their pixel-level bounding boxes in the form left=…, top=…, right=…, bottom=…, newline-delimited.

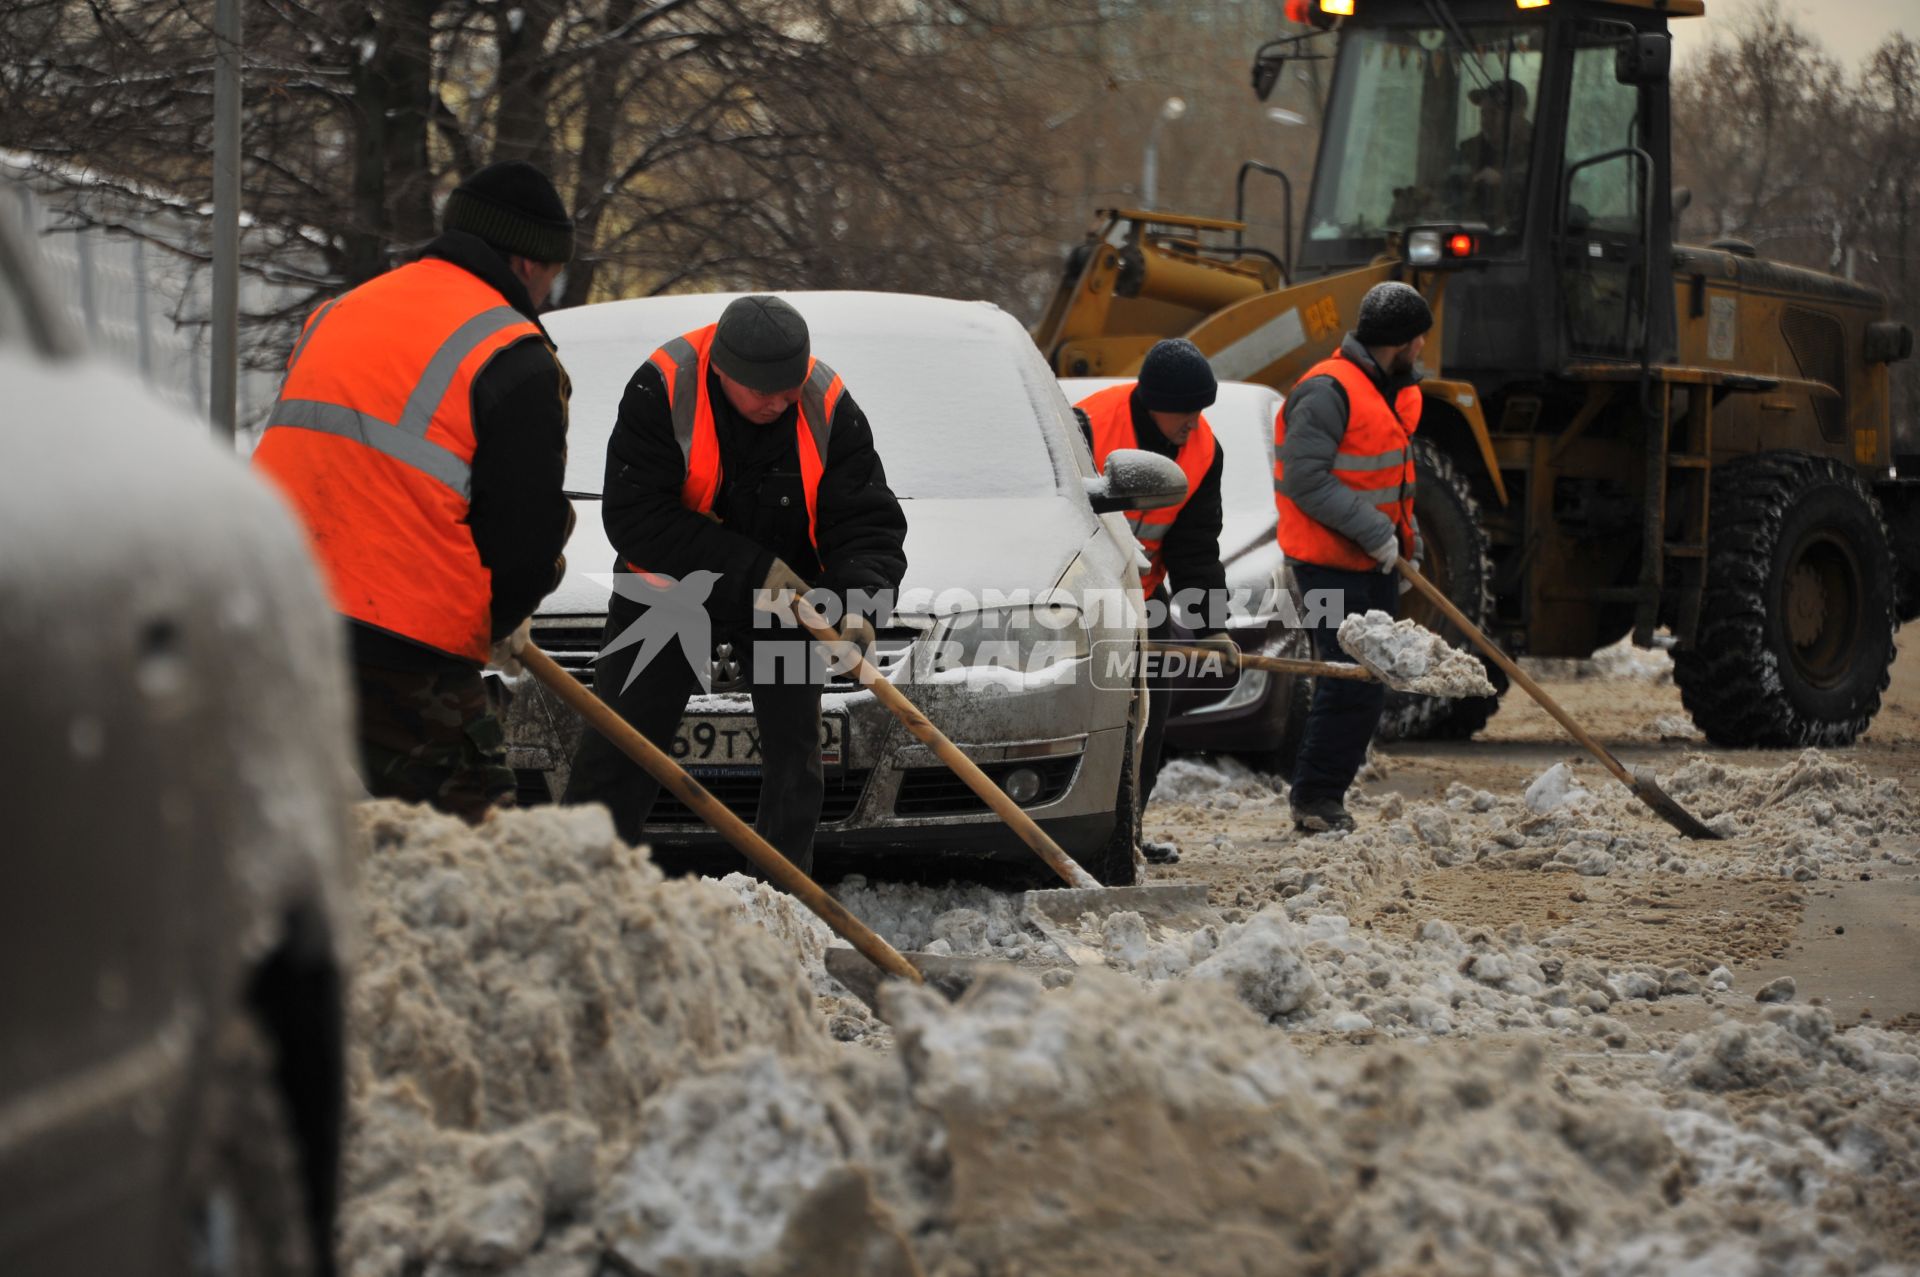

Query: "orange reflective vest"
left=1077, top=382, right=1218, bottom=596
left=1275, top=352, right=1420, bottom=572
left=625, top=323, right=844, bottom=573
left=253, top=258, right=547, bottom=663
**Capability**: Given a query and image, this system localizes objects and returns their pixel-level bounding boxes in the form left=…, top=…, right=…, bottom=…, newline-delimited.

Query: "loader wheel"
left=1674, top=452, right=1897, bottom=746
left=1377, top=437, right=1508, bottom=741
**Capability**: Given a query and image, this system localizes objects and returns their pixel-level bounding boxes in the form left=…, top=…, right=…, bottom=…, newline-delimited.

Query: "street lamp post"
left=1140, top=96, right=1187, bottom=210
left=210, top=0, right=241, bottom=441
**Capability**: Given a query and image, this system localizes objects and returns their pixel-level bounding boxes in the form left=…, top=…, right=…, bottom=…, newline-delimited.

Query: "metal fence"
left=4, top=169, right=291, bottom=430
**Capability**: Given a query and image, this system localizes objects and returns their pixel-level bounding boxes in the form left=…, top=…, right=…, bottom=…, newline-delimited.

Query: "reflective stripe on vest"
left=1273, top=351, right=1421, bottom=573
left=1076, top=381, right=1217, bottom=597
left=252, top=258, right=545, bottom=662
left=626, top=323, right=841, bottom=576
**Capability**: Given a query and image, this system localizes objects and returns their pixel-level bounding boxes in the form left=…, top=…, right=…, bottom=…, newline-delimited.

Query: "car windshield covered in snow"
left=551, top=292, right=1070, bottom=500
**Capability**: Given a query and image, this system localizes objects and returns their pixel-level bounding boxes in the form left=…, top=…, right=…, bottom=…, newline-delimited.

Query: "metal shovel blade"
left=1020, top=881, right=1218, bottom=929
left=1022, top=881, right=1223, bottom=967
left=824, top=945, right=1072, bottom=1014
left=1631, top=768, right=1723, bottom=841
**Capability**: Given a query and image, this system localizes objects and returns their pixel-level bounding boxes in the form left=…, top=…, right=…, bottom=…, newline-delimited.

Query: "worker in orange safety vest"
left=1077, top=338, right=1234, bottom=865
left=565, top=296, right=907, bottom=875
left=1275, top=281, right=1430, bottom=834
left=255, top=160, right=575, bottom=822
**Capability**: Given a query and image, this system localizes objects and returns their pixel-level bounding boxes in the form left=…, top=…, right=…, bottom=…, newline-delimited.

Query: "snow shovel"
left=1394, top=561, right=1721, bottom=841
left=520, top=644, right=973, bottom=996
left=788, top=598, right=1219, bottom=918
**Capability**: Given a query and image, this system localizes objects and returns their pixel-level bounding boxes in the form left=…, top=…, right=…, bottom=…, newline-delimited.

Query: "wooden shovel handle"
left=789, top=600, right=1103, bottom=891
left=1394, top=561, right=1638, bottom=791
left=520, top=643, right=924, bottom=985
left=1144, top=641, right=1377, bottom=683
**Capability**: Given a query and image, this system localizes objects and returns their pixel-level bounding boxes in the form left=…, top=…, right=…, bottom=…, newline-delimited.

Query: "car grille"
left=530, top=620, right=607, bottom=688
left=893, top=755, right=1080, bottom=817
left=648, top=769, right=872, bottom=827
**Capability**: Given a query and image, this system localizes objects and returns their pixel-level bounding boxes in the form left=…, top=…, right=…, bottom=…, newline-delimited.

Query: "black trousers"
left=1140, top=609, right=1175, bottom=803
left=1289, top=562, right=1398, bottom=807
left=564, top=598, right=825, bottom=874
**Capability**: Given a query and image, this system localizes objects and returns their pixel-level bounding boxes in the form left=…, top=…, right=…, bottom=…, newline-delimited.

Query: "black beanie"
left=443, top=160, right=574, bottom=264
left=1354, top=282, right=1433, bottom=348
left=1136, top=338, right=1218, bottom=413
left=712, top=296, right=812, bottom=393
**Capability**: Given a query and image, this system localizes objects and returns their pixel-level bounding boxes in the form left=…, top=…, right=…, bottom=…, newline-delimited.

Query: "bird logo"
left=596, top=569, right=722, bottom=692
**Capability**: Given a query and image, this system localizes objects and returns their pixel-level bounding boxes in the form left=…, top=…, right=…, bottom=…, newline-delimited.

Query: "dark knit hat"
left=1354, top=282, right=1433, bottom=348
left=712, top=296, right=811, bottom=393
left=443, top=160, right=574, bottom=264
left=1136, top=338, right=1218, bottom=414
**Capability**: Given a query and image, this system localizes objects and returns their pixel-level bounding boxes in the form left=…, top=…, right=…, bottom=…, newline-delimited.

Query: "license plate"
left=670, top=713, right=846, bottom=769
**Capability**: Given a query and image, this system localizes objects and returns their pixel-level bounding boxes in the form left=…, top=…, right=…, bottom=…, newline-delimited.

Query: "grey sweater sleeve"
left=1279, top=376, right=1398, bottom=554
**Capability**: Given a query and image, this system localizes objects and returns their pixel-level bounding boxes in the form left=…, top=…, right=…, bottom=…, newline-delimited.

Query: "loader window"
left=1302, top=22, right=1543, bottom=266
left=1561, top=31, right=1652, bottom=360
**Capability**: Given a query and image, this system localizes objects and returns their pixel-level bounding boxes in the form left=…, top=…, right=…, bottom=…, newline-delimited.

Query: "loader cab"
left=1281, top=0, right=1686, bottom=384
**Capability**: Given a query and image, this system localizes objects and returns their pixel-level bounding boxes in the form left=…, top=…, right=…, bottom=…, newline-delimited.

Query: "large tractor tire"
left=1674, top=452, right=1897, bottom=747
left=1377, top=437, right=1508, bottom=741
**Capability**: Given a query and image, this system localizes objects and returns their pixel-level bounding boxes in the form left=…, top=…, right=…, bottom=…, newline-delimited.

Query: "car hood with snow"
left=544, top=291, right=1099, bottom=617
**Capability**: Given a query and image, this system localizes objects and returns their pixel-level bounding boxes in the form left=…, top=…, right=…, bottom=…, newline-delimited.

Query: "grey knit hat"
left=442, top=160, right=574, bottom=264
left=1354, top=282, right=1433, bottom=348
left=712, top=296, right=811, bottom=393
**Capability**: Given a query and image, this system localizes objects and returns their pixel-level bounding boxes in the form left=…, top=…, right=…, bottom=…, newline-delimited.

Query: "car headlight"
left=931, top=603, right=1089, bottom=675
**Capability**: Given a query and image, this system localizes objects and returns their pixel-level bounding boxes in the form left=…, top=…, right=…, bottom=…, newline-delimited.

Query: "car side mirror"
left=1085, top=448, right=1189, bottom=514
left=1616, top=32, right=1670, bottom=84
left=1253, top=54, right=1284, bottom=102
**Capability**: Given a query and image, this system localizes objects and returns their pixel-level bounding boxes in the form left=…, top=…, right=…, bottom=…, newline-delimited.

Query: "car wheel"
left=179, top=1014, right=320, bottom=1277
left=1379, top=436, right=1508, bottom=741
left=1674, top=452, right=1898, bottom=746
left=1087, top=699, right=1141, bottom=887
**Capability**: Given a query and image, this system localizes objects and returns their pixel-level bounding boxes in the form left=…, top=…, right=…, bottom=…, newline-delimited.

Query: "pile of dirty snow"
left=341, top=802, right=830, bottom=1274
left=1523, top=634, right=1675, bottom=683
left=342, top=800, right=1920, bottom=1276
left=1338, top=609, right=1495, bottom=697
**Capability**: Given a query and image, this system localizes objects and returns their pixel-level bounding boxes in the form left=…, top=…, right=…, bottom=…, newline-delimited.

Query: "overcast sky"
left=1670, top=0, right=1918, bottom=70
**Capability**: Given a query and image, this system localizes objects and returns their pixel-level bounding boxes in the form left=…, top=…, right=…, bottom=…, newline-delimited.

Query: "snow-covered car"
left=503, top=291, right=1187, bottom=884
left=1059, top=377, right=1311, bottom=775
left=2, top=194, right=354, bottom=1272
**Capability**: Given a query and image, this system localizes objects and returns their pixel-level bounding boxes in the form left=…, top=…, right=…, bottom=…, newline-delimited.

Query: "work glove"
left=839, top=614, right=877, bottom=659
left=754, top=557, right=812, bottom=615
left=489, top=616, right=533, bottom=677
left=1365, top=531, right=1400, bottom=576
left=1400, top=520, right=1422, bottom=595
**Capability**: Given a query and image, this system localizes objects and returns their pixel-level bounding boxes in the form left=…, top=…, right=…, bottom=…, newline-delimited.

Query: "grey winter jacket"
left=1278, top=333, right=1420, bottom=563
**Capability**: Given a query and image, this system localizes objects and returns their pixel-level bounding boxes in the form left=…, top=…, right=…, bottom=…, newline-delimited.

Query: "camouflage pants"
left=352, top=662, right=516, bottom=824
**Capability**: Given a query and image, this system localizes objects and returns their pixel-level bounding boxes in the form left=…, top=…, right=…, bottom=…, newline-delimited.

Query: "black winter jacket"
left=601, top=360, right=908, bottom=628
left=1081, top=388, right=1229, bottom=630
left=351, top=230, right=573, bottom=672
